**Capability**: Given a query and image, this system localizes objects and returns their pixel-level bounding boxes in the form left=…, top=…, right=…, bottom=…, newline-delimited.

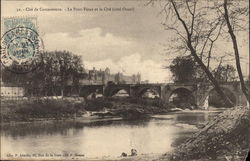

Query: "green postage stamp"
left=1, top=17, right=43, bottom=73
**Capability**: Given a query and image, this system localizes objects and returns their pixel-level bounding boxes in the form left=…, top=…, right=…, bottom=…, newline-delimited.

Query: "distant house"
left=0, top=80, right=25, bottom=97
left=1, top=86, right=25, bottom=97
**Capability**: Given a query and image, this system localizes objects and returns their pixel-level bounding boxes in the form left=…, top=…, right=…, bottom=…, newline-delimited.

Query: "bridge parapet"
left=62, top=81, right=247, bottom=107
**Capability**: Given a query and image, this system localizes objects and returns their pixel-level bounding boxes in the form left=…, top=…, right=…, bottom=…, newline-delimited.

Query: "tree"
left=1, top=62, right=46, bottom=96
left=40, top=51, right=85, bottom=96
left=158, top=0, right=235, bottom=106
left=169, top=55, right=196, bottom=83
left=1, top=51, right=85, bottom=96
left=221, top=0, right=249, bottom=102
left=213, top=64, right=237, bottom=82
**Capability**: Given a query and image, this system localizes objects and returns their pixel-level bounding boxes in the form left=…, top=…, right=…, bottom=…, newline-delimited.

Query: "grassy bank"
left=85, top=97, right=175, bottom=119
left=0, top=97, right=174, bottom=123
left=1, top=98, right=86, bottom=122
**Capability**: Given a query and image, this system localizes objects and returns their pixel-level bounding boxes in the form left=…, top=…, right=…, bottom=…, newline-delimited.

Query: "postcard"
left=1, top=0, right=249, bottom=161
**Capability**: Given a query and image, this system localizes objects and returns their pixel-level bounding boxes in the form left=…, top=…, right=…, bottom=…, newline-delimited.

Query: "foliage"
left=168, top=56, right=215, bottom=83
left=1, top=99, right=86, bottom=122
left=106, top=97, right=174, bottom=109
left=169, top=55, right=196, bottom=83
left=42, top=51, right=85, bottom=89
left=15, top=99, right=83, bottom=116
left=212, top=64, right=237, bottom=82
left=85, top=98, right=113, bottom=111
left=1, top=51, right=85, bottom=95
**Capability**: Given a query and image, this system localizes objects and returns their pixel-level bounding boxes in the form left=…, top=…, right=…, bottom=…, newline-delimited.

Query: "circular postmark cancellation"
left=1, top=26, right=43, bottom=73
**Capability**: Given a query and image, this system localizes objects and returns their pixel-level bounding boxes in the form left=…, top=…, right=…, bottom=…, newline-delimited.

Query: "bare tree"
left=222, top=0, right=249, bottom=103
left=157, top=0, right=235, bottom=106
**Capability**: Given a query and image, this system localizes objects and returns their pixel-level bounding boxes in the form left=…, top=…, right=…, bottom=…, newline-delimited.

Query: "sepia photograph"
left=0, top=0, right=249, bottom=161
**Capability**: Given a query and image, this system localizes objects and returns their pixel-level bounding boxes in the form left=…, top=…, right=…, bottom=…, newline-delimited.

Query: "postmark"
left=1, top=17, right=43, bottom=73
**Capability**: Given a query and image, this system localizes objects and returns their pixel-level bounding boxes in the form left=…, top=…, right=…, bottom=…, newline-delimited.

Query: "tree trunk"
left=223, top=0, right=250, bottom=103
left=188, top=43, right=235, bottom=107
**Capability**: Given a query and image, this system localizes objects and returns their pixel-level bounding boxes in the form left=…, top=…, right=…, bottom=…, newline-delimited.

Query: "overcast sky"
left=2, top=0, right=249, bottom=83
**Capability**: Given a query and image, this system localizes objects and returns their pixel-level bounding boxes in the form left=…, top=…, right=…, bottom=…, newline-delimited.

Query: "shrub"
left=84, top=98, right=113, bottom=111
left=14, top=99, right=85, bottom=118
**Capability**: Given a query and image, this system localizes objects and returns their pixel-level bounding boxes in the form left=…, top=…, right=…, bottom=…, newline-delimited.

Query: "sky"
left=1, top=0, right=249, bottom=83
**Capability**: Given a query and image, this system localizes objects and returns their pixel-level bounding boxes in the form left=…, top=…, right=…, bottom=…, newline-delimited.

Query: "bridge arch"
left=166, top=87, right=196, bottom=108
left=136, top=87, right=160, bottom=98
left=111, top=89, right=130, bottom=97
left=79, top=86, right=104, bottom=99
left=105, top=87, right=130, bottom=97
left=85, top=91, right=104, bottom=99
left=202, top=87, right=237, bottom=108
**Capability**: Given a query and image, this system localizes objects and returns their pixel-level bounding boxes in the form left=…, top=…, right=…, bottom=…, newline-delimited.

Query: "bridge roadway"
left=63, top=81, right=249, bottom=107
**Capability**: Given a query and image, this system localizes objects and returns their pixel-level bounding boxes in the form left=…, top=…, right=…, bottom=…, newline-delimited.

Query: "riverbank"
left=1, top=107, right=222, bottom=161
left=119, top=106, right=250, bottom=161
left=2, top=100, right=244, bottom=161
left=0, top=97, right=174, bottom=123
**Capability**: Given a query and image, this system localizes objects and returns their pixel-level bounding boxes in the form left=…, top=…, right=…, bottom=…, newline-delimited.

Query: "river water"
left=1, top=109, right=224, bottom=160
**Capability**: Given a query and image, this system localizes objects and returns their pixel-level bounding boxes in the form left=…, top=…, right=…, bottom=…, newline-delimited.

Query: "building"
left=1, top=86, right=25, bottom=97
left=72, top=67, right=141, bottom=85
left=0, top=79, right=25, bottom=97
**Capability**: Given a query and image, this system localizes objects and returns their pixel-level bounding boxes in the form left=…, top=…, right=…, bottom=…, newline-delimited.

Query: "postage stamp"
left=1, top=17, right=43, bottom=73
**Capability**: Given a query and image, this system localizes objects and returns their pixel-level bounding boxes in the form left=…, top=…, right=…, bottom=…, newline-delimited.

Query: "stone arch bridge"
left=64, top=81, right=249, bottom=107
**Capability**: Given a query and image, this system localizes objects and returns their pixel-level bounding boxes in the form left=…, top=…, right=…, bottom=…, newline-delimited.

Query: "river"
left=0, top=109, right=224, bottom=160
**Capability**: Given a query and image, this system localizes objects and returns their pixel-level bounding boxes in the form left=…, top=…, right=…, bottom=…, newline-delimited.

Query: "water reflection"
left=1, top=110, right=221, bottom=159
left=1, top=119, right=151, bottom=138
